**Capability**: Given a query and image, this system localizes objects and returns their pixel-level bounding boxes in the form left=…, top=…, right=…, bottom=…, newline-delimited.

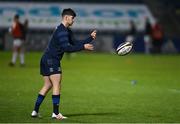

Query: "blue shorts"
left=40, top=54, right=62, bottom=76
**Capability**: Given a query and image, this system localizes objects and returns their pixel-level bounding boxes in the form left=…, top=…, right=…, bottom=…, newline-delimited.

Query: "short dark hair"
left=14, top=14, right=19, bottom=19
left=61, top=8, right=76, bottom=17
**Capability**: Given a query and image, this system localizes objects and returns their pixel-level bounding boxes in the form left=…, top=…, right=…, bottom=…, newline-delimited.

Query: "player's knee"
left=45, top=83, right=52, bottom=89
left=52, top=82, right=60, bottom=87
left=48, top=84, right=53, bottom=89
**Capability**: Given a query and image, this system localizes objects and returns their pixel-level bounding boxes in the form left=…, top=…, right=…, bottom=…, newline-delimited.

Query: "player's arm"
left=72, top=30, right=97, bottom=45
left=58, top=33, right=93, bottom=52
left=8, top=22, right=15, bottom=35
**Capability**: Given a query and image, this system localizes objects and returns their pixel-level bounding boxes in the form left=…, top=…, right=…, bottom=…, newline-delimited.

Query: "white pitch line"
left=168, top=89, right=180, bottom=93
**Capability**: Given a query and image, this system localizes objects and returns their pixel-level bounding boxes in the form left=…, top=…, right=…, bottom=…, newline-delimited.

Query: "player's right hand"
left=91, top=30, right=97, bottom=39
left=84, top=44, right=94, bottom=51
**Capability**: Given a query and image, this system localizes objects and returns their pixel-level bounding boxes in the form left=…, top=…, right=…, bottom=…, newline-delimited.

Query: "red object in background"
left=11, top=22, right=23, bottom=39
left=151, top=23, right=163, bottom=40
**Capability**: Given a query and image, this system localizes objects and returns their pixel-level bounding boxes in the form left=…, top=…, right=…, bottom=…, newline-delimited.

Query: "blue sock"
left=52, top=94, right=60, bottom=115
left=34, top=94, right=45, bottom=113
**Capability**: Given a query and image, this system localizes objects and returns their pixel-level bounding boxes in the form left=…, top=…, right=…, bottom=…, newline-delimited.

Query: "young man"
left=31, top=8, right=96, bottom=120
left=9, top=14, right=25, bottom=66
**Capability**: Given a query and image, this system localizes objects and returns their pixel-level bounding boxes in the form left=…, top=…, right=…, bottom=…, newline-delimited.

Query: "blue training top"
left=44, top=23, right=93, bottom=61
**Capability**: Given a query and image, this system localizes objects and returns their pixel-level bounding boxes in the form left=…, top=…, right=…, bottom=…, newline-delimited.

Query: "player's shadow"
left=65, top=112, right=120, bottom=117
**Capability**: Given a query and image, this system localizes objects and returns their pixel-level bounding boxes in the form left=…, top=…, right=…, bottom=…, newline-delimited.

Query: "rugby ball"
left=116, top=41, right=133, bottom=56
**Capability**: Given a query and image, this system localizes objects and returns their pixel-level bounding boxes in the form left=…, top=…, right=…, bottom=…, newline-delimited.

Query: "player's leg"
left=144, top=35, right=151, bottom=54
left=39, top=76, right=53, bottom=95
left=50, top=74, right=61, bottom=95
left=9, top=40, right=19, bottom=66
left=49, top=74, right=67, bottom=120
left=19, top=41, right=25, bottom=66
left=31, top=76, right=52, bottom=117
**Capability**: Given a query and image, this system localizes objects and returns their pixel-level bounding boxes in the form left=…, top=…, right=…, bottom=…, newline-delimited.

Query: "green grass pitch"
left=0, top=52, right=180, bottom=123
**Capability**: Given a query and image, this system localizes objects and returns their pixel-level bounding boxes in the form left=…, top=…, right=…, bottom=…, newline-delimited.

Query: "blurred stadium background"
left=0, top=0, right=180, bottom=123
left=0, top=0, right=180, bottom=53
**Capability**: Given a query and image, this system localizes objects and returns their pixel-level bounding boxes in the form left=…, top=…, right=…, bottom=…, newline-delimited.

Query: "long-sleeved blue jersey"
left=40, top=23, right=93, bottom=76
left=44, top=23, right=93, bottom=61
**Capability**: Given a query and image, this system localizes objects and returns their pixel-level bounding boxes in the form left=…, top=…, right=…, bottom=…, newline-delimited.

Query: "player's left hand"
left=84, top=43, right=94, bottom=51
left=91, top=30, right=97, bottom=39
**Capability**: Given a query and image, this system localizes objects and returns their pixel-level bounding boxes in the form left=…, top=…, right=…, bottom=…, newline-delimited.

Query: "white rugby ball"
left=116, top=41, right=133, bottom=56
